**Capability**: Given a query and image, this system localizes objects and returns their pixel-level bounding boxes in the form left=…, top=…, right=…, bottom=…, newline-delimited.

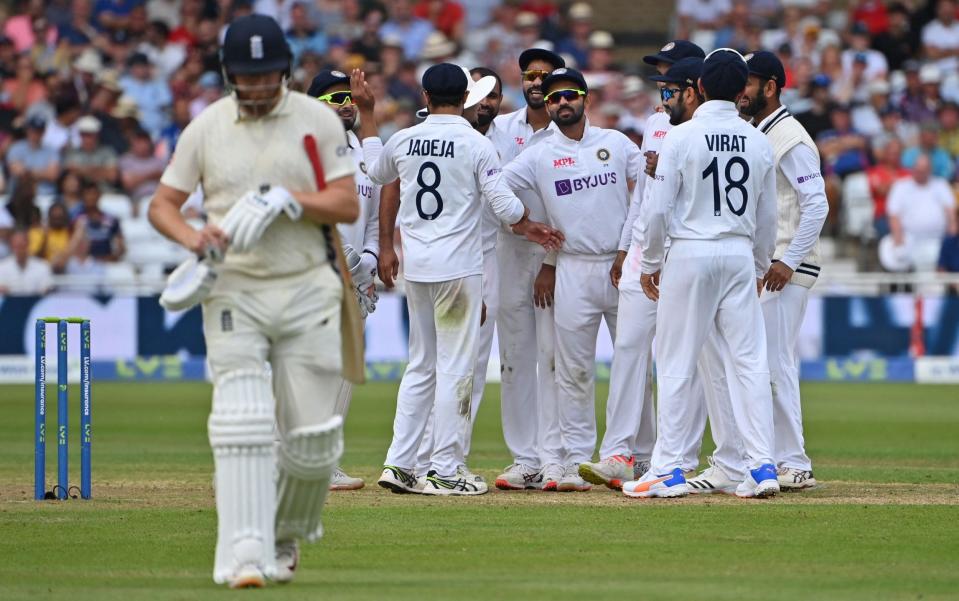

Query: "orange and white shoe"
left=330, top=468, right=364, bottom=491
left=540, top=463, right=564, bottom=491
left=495, top=463, right=544, bottom=490
left=579, top=455, right=634, bottom=490
left=228, top=564, right=267, bottom=589
left=622, top=468, right=689, bottom=499
left=274, top=540, right=299, bottom=584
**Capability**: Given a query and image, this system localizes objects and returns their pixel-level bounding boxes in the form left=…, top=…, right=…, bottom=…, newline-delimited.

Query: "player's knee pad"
left=276, top=415, right=344, bottom=544
left=207, top=369, right=276, bottom=584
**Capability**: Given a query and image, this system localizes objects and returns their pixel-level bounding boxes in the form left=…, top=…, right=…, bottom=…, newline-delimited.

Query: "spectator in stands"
left=849, top=0, right=889, bottom=36
left=834, top=51, right=873, bottom=104
left=6, top=116, right=60, bottom=196
left=42, top=95, right=83, bottom=153
left=902, top=122, right=955, bottom=181
left=5, top=174, right=38, bottom=229
left=119, top=51, right=172, bottom=139
left=713, top=0, right=755, bottom=51
left=556, top=2, right=594, bottom=68
left=797, top=74, right=835, bottom=141
left=2, top=54, right=47, bottom=113
left=64, top=116, right=119, bottom=190
left=119, top=128, right=164, bottom=206
left=938, top=203, right=959, bottom=295
left=872, top=104, right=918, bottom=152
left=413, top=0, right=466, bottom=42
left=867, top=137, right=909, bottom=237
left=58, top=0, right=97, bottom=47
left=189, top=71, right=222, bottom=118
left=88, top=70, right=130, bottom=155
left=138, top=20, right=186, bottom=80
left=57, top=171, right=84, bottom=218
left=818, top=103, right=870, bottom=230
left=32, top=202, right=73, bottom=273
left=871, top=2, right=918, bottom=71
left=286, top=4, right=328, bottom=67
left=902, top=63, right=942, bottom=124
left=852, top=78, right=891, bottom=137
left=350, top=5, right=387, bottom=62
left=157, top=96, right=189, bottom=159
left=71, top=179, right=125, bottom=262
left=938, top=101, right=959, bottom=159
left=380, top=0, right=435, bottom=60
left=93, top=0, right=141, bottom=32
left=842, top=21, right=888, bottom=82
left=922, top=0, right=959, bottom=71
left=676, top=0, right=732, bottom=39
left=3, top=0, right=53, bottom=53
left=888, top=154, right=958, bottom=269
left=0, top=229, right=53, bottom=295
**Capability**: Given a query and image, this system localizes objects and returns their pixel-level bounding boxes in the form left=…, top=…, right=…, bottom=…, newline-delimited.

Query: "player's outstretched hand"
left=762, top=262, right=793, bottom=292
left=640, top=271, right=660, bottom=302
left=512, top=219, right=564, bottom=251
left=533, top=264, right=555, bottom=308
left=378, top=246, right=400, bottom=289
left=610, top=250, right=627, bottom=289
left=350, top=69, right=375, bottom=114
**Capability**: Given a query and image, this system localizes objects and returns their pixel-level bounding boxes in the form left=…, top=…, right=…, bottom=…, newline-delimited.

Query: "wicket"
left=35, top=317, right=92, bottom=500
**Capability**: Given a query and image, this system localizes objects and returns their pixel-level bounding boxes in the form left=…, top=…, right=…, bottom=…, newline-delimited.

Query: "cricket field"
left=1, top=381, right=957, bottom=600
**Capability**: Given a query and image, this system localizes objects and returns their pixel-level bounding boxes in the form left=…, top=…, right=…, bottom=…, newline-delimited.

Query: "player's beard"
left=666, top=101, right=688, bottom=126
left=233, top=80, right=286, bottom=117
left=524, top=84, right=545, bottom=109
left=551, top=103, right=584, bottom=127
left=338, top=105, right=357, bottom=132
left=475, top=106, right=496, bottom=127
left=739, top=92, right=767, bottom=118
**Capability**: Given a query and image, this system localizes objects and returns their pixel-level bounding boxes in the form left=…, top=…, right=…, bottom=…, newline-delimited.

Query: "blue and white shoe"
left=622, top=467, right=688, bottom=498
left=735, top=463, right=780, bottom=498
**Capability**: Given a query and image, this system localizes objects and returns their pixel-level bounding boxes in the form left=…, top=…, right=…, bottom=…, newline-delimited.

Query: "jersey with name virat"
left=640, top=100, right=777, bottom=277
left=364, top=114, right=525, bottom=283
left=336, top=130, right=380, bottom=255
left=502, top=122, right=642, bottom=255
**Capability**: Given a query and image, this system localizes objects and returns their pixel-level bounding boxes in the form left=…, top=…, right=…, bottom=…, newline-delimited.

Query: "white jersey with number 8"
left=364, top=114, right=525, bottom=283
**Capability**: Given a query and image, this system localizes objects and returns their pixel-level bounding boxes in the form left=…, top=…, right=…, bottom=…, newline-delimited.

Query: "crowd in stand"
left=1, top=0, right=959, bottom=295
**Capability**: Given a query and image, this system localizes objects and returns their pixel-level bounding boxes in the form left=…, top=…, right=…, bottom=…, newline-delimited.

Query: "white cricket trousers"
left=555, top=252, right=619, bottom=464
left=650, top=238, right=774, bottom=475
left=600, top=246, right=705, bottom=469
left=414, top=250, right=499, bottom=473
left=762, top=283, right=813, bottom=471
left=497, top=234, right=558, bottom=468
left=384, top=275, right=482, bottom=477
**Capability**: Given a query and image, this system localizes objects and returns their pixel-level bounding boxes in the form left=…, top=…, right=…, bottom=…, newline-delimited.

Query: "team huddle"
left=148, top=14, right=827, bottom=588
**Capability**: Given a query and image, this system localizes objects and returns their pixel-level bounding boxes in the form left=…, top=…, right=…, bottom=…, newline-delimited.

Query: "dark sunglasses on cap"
left=522, top=69, right=552, bottom=82
left=316, top=91, right=353, bottom=106
left=545, top=88, right=586, bottom=105
left=659, top=86, right=686, bottom=102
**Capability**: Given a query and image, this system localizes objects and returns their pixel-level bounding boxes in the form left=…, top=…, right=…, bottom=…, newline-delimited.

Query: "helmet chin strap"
left=223, top=69, right=290, bottom=117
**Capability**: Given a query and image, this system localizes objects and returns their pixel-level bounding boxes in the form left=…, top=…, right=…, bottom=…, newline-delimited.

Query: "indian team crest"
left=597, top=148, right=610, bottom=162
left=359, top=161, right=367, bottom=174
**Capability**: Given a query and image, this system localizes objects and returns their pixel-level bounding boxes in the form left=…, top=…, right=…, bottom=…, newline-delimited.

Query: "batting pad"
left=275, top=415, right=344, bottom=543
left=208, top=369, right=277, bottom=584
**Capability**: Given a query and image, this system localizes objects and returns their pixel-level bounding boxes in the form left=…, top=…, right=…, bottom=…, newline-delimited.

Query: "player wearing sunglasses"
left=500, top=67, right=644, bottom=493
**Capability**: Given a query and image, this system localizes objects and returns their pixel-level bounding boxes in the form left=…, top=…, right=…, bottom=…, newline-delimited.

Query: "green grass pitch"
left=1, top=381, right=958, bottom=600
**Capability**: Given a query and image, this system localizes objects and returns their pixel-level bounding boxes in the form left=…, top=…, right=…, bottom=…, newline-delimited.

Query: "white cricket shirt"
left=337, top=130, right=380, bottom=256
left=641, top=100, right=778, bottom=277
left=621, top=110, right=671, bottom=250
left=502, top=121, right=642, bottom=255
left=160, top=91, right=355, bottom=281
left=363, top=114, right=525, bottom=283
left=492, top=108, right=557, bottom=224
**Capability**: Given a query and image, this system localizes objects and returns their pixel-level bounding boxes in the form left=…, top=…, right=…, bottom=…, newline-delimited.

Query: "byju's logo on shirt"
left=554, top=173, right=619, bottom=196
left=797, top=172, right=822, bottom=184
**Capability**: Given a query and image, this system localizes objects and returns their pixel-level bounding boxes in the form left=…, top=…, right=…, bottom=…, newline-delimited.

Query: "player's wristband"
left=362, top=249, right=379, bottom=261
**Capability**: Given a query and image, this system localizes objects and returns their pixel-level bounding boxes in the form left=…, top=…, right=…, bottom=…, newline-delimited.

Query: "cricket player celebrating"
left=307, top=69, right=385, bottom=491
left=148, top=16, right=358, bottom=587
left=740, top=51, right=828, bottom=491
left=626, top=49, right=780, bottom=499
left=578, top=42, right=707, bottom=490
left=502, top=67, right=643, bottom=492
left=492, top=48, right=565, bottom=491
left=355, top=64, right=563, bottom=496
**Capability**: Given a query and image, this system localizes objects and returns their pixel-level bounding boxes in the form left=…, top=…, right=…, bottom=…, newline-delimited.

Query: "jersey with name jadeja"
left=365, top=114, right=525, bottom=282
left=641, top=100, right=777, bottom=273
left=502, top=123, right=642, bottom=255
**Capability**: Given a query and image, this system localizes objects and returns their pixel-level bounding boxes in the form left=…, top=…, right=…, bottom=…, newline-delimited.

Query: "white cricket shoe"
left=228, top=563, right=267, bottom=589
left=457, top=464, right=486, bottom=486
left=540, top=463, right=564, bottom=492
left=579, top=455, right=634, bottom=490
left=495, top=463, right=544, bottom=490
left=330, top=467, right=364, bottom=491
left=777, top=465, right=817, bottom=490
left=274, top=540, right=299, bottom=584
left=377, top=465, right=420, bottom=494
left=633, top=459, right=651, bottom=480
left=686, top=457, right=739, bottom=495
left=622, top=467, right=689, bottom=498
left=735, top=464, right=780, bottom=498
left=421, top=470, right=488, bottom=496
left=557, top=464, right=592, bottom=492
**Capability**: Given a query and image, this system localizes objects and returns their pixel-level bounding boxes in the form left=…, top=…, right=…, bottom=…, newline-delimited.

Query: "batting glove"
left=221, top=186, right=302, bottom=253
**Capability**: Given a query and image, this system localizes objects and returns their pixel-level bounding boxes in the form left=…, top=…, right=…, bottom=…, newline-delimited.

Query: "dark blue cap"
left=643, top=40, right=705, bottom=66
left=307, top=69, right=349, bottom=97
left=701, top=48, right=748, bottom=99
left=649, top=57, right=703, bottom=86
left=422, top=62, right=468, bottom=96
left=25, top=115, right=46, bottom=130
left=542, top=67, right=588, bottom=94
left=519, top=48, right=565, bottom=71
left=811, top=73, right=831, bottom=88
left=744, top=50, right=786, bottom=88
